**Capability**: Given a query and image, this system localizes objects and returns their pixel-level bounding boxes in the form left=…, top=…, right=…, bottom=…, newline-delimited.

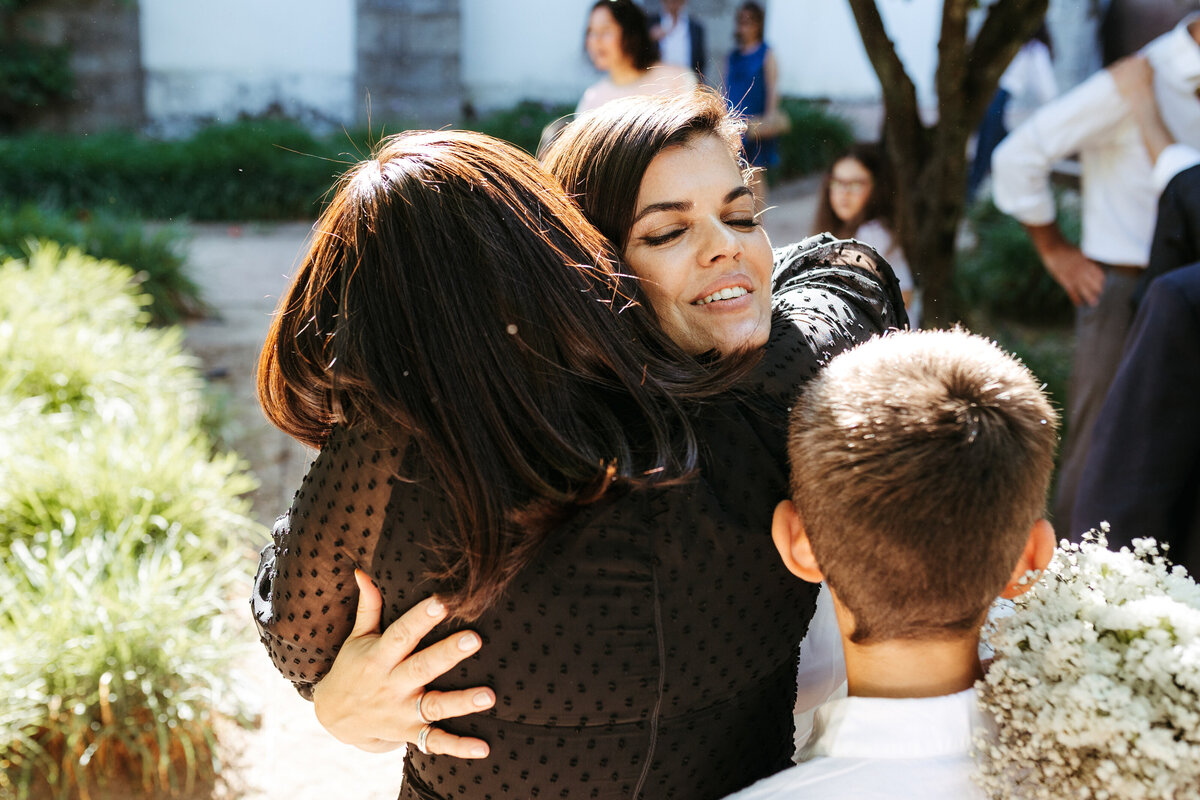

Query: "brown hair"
left=811, top=142, right=897, bottom=240
left=737, top=1, right=765, bottom=44
left=258, top=130, right=734, bottom=618
left=786, top=329, right=1058, bottom=643
left=543, top=88, right=744, bottom=252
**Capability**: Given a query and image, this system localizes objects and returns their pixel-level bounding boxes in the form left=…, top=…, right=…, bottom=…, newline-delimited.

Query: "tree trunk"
left=847, top=0, right=1049, bottom=326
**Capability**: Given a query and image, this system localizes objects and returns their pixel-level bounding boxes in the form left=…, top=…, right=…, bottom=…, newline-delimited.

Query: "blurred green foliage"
left=775, top=97, right=856, bottom=180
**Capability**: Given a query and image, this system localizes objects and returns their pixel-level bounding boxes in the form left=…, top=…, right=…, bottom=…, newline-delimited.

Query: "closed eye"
left=641, top=228, right=687, bottom=246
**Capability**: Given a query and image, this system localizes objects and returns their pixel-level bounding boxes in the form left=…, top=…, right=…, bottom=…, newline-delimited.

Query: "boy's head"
left=774, top=329, right=1058, bottom=645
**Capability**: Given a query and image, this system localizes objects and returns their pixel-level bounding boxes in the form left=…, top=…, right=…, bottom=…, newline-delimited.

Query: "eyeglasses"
left=829, top=178, right=871, bottom=194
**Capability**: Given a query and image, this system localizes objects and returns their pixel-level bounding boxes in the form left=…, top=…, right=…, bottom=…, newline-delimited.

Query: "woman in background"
left=577, top=0, right=697, bottom=114
left=813, top=143, right=920, bottom=327
left=723, top=1, right=780, bottom=207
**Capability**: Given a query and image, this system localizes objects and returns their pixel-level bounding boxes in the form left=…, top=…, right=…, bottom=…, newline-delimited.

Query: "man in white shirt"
left=651, top=0, right=706, bottom=78
left=726, top=330, right=1058, bottom=799
left=991, top=13, right=1200, bottom=536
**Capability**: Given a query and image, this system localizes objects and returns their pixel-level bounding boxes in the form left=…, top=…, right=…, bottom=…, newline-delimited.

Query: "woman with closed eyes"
left=253, top=90, right=904, bottom=799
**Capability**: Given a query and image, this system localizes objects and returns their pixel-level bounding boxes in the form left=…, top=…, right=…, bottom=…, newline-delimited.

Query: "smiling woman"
left=624, top=133, right=775, bottom=354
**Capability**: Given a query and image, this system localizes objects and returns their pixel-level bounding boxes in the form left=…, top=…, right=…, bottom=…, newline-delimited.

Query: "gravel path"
left=180, top=179, right=819, bottom=798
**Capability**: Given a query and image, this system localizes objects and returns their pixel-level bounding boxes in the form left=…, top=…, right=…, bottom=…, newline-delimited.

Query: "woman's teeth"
left=695, top=286, right=748, bottom=305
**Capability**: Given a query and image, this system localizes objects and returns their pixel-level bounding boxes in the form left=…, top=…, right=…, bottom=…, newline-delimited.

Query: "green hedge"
left=775, top=97, right=856, bottom=180
left=0, top=244, right=261, bottom=798
left=0, top=205, right=200, bottom=324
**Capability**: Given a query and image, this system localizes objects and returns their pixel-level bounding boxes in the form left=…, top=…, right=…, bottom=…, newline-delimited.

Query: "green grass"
left=0, top=245, right=262, bottom=797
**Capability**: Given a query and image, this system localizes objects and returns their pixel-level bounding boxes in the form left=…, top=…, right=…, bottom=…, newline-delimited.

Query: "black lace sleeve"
left=250, top=425, right=404, bottom=699
left=748, top=233, right=908, bottom=413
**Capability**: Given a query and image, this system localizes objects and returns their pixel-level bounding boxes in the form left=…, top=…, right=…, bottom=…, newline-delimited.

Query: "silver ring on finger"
left=416, top=690, right=434, bottom=726
left=416, top=723, right=435, bottom=755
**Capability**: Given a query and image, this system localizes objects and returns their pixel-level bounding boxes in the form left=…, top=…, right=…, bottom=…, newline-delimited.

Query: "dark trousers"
left=1053, top=267, right=1140, bottom=536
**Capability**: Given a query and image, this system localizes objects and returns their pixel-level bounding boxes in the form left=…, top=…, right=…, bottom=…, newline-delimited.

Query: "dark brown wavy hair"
left=589, top=0, right=659, bottom=72
left=811, top=142, right=898, bottom=241
left=258, top=130, right=736, bottom=618
left=543, top=88, right=745, bottom=252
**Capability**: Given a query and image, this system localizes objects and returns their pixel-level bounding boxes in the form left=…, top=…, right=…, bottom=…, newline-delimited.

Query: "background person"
left=812, top=143, right=920, bottom=326
left=577, top=0, right=697, bottom=114
left=650, top=0, right=706, bottom=78
left=990, top=11, right=1200, bottom=536
left=728, top=329, right=1058, bottom=799
left=722, top=1, right=779, bottom=207
left=255, top=95, right=905, bottom=799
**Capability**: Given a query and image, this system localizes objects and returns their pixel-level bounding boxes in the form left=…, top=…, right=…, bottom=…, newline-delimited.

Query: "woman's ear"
left=772, top=500, right=824, bottom=584
left=1000, top=518, right=1056, bottom=599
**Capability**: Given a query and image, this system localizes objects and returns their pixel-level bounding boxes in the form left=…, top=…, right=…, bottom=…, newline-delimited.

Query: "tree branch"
left=965, top=0, right=1049, bottom=126
left=846, top=0, right=921, bottom=141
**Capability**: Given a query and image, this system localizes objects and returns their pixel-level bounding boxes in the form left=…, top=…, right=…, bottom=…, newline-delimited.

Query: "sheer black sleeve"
left=251, top=425, right=405, bottom=699
left=749, top=233, right=907, bottom=414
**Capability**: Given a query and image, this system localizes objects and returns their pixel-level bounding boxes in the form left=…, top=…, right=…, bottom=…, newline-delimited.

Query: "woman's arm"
left=252, top=425, right=495, bottom=756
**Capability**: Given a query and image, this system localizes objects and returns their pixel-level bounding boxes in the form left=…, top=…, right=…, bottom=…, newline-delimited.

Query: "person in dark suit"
left=652, top=0, right=706, bottom=78
left=1072, top=260, right=1200, bottom=574
left=1134, top=161, right=1200, bottom=306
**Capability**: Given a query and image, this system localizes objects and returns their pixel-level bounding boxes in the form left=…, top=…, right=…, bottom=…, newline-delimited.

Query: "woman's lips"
left=693, top=286, right=750, bottom=305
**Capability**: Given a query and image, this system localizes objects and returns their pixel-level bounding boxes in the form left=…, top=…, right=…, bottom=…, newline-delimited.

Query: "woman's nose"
left=702, top=218, right=742, bottom=264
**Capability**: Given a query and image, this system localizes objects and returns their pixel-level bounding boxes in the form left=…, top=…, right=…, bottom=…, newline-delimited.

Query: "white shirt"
left=576, top=63, right=697, bottom=114
left=998, top=39, right=1057, bottom=130
left=726, top=689, right=990, bottom=799
left=657, top=11, right=692, bottom=70
left=992, top=15, right=1200, bottom=267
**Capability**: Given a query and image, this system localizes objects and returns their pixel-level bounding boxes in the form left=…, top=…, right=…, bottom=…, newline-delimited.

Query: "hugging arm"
left=251, top=425, right=494, bottom=756
left=749, top=235, right=906, bottom=411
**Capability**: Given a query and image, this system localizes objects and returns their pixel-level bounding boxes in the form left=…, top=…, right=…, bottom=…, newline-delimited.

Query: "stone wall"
left=13, top=0, right=143, bottom=132
left=356, top=0, right=463, bottom=127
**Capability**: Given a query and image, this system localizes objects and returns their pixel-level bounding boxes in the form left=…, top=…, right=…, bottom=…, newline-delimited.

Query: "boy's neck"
left=841, top=633, right=983, bottom=699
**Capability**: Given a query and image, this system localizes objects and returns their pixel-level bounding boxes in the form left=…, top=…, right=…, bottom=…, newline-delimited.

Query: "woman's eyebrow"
left=726, top=186, right=753, bottom=204
left=632, top=200, right=691, bottom=224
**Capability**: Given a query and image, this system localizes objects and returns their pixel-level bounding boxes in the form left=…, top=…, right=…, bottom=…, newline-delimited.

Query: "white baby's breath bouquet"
left=976, top=528, right=1200, bottom=799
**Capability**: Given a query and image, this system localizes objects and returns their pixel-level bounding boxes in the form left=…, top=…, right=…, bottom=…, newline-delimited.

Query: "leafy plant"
left=0, top=244, right=262, bottom=797
left=955, top=194, right=1080, bottom=325
left=0, top=206, right=201, bottom=324
left=775, top=97, right=856, bottom=180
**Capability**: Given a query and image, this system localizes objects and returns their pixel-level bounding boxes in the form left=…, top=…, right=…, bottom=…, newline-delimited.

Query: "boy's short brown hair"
left=787, top=330, right=1058, bottom=644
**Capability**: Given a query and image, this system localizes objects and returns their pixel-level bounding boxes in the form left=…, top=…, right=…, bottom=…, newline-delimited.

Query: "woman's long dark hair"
left=259, top=130, right=730, bottom=618
left=811, top=142, right=898, bottom=240
left=543, top=89, right=746, bottom=252
left=589, top=0, right=659, bottom=71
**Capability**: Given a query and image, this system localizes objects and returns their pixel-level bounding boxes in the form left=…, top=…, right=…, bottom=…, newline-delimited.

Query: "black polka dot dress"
left=252, top=237, right=906, bottom=799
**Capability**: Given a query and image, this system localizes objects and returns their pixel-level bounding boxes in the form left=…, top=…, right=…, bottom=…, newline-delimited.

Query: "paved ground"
left=181, top=178, right=820, bottom=798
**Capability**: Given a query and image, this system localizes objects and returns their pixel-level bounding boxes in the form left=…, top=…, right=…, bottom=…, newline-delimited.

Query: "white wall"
left=767, top=0, right=942, bottom=105
left=140, top=0, right=356, bottom=131
left=461, top=0, right=601, bottom=111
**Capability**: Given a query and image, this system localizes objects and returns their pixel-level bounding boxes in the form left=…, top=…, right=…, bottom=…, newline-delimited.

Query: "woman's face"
left=735, top=10, right=763, bottom=47
left=586, top=6, right=632, bottom=73
left=828, top=157, right=874, bottom=224
left=624, top=134, right=774, bottom=355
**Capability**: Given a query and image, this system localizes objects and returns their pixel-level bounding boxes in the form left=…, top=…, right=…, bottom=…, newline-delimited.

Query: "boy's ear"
left=1000, top=518, right=1056, bottom=599
left=772, top=499, right=824, bottom=584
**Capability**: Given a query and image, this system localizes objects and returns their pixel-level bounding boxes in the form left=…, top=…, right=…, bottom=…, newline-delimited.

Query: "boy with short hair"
left=727, top=329, right=1059, bottom=799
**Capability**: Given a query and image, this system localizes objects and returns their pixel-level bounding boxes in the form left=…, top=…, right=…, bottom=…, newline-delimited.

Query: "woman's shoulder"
left=577, top=78, right=616, bottom=114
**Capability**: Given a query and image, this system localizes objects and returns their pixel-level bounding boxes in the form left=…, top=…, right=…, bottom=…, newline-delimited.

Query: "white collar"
left=801, top=688, right=988, bottom=762
left=1146, top=13, right=1200, bottom=87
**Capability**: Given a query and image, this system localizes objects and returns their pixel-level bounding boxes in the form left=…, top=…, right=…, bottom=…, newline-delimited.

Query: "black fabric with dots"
left=252, top=236, right=905, bottom=799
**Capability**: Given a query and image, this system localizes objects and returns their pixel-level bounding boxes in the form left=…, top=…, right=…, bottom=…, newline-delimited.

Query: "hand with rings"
left=311, top=569, right=496, bottom=757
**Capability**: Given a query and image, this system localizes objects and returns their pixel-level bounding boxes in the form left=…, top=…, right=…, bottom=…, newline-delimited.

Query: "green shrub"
left=955, top=194, right=1080, bottom=325
left=0, top=528, right=252, bottom=799
left=467, top=100, right=575, bottom=157
left=0, top=245, right=261, bottom=796
left=775, top=97, right=856, bottom=180
left=0, top=207, right=201, bottom=324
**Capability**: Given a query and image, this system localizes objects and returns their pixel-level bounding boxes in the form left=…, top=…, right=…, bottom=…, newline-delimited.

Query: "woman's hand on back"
left=312, top=570, right=495, bottom=757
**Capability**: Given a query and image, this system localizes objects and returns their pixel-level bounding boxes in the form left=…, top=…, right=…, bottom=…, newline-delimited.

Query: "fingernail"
left=458, top=632, right=480, bottom=651
left=470, top=744, right=489, bottom=758
left=473, top=690, right=493, bottom=707
left=426, top=598, right=445, bottom=617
